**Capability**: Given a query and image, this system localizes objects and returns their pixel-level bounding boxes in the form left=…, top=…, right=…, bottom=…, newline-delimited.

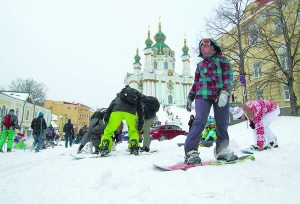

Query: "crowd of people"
left=1, top=38, right=281, bottom=166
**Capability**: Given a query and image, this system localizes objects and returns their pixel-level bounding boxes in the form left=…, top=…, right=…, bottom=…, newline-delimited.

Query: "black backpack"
left=119, top=87, right=140, bottom=105
left=143, top=96, right=160, bottom=113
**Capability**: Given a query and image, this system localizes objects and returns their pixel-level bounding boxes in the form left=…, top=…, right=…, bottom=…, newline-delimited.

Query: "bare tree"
left=203, top=0, right=257, bottom=103
left=0, top=85, right=6, bottom=91
left=247, top=0, right=300, bottom=115
left=9, top=78, right=48, bottom=103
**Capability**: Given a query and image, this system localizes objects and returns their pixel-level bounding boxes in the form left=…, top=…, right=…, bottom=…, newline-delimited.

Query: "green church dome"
left=152, top=22, right=172, bottom=56
left=134, top=48, right=141, bottom=64
left=182, top=38, right=189, bottom=56
left=145, top=30, right=153, bottom=49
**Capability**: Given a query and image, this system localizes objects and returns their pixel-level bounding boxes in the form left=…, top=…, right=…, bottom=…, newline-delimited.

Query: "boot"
left=7, top=148, right=12, bottom=152
left=92, top=146, right=100, bottom=155
left=77, top=145, right=84, bottom=154
left=99, top=139, right=110, bottom=156
left=129, top=139, right=139, bottom=155
left=184, top=150, right=201, bottom=165
left=216, top=149, right=238, bottom=162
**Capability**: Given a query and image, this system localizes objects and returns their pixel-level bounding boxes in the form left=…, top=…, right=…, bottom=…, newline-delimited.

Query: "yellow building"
left=217, top=0, right=300, bottom=116
left=44, top=100, right=94, bottom=133
left=0, top=91, right=52, bottom=137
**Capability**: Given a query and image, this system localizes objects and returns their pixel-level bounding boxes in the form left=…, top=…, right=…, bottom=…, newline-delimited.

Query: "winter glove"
left=137, top=121, right=144, bottom=132
left=103, top=118, right=108, bottom=125
left=249, top=121, right=255, bottom=129
left=186, top=96, right=194, bottom=112
left=217, top=90, right=229, bottom=107
left=257, top=140, right=264, bottom=151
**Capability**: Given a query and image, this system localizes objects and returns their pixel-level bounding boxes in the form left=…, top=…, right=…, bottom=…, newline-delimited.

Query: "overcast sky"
left=0, top=0, right=223, bottom=109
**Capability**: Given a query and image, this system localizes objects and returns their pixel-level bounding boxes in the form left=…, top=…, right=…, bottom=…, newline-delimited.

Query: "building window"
left=16, top=108, right=19, bottom=118
left=280, top=53, right=288, bottom=70
left=256, top=90, right=264, bottom=100
left=248, top=23, right=261, bottom=45
left=68, top=107, right=70, bottom=109
left=278, top=43, right=288, bottom=70
left=75, top=107, right=77, bottom=110
left=154, top=62, right=157, bottom=69
left=253, top=61, right=262, bottom=78
left=297, top=8, right=300, bottom=24
left=1, top=105, right=6, bottom=118
left=275, top=18, right=283, bottom=34
left=164, top=62, right=168, bottom=69
left=283, top=85, right=290, bottom=101
left=26, top=110, right=30, bottom=120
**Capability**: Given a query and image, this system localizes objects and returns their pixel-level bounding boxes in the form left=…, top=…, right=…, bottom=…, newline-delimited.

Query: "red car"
left=150, top=125, right=187, bottom=141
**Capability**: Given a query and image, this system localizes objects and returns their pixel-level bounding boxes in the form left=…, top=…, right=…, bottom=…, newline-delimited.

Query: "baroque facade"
left=124, top=22, right=193, bottom=106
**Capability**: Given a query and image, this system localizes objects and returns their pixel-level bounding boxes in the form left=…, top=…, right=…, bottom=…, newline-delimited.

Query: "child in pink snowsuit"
left=230, top=100, right=279, bottom=151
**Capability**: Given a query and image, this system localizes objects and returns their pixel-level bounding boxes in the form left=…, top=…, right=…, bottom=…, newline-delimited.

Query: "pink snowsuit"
left=245, top=100, right=279, bottom=147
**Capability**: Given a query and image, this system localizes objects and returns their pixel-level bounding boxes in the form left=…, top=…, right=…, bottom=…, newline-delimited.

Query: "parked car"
left=150, top=125, right=187, bottom=141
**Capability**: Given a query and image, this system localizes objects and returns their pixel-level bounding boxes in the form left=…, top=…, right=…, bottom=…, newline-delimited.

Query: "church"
left=124, top=22, right=193, bottom=106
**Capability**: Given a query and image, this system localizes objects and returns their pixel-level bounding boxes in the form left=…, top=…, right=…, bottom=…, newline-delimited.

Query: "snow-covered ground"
left=1, top=107, right=300, bottom=204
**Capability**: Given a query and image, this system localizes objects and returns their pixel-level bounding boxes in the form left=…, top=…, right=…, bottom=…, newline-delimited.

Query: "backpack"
left=143, top=96, right=160, bottom=113
left=119, top=87, right=140, bottom=105
left=3, top=115, right=12, bottom=128
left=47, top=129, right=54, bottom=137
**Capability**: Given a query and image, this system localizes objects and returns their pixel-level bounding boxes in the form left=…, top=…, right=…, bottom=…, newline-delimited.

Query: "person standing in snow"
left=230, top=99, right=280, bottom=151
left=45, top=124, right=55, bottom=148
left=0, top=109, right=20, bottom=153
left=140, top=94, right=157, bottom=152
left=63, top=119, right=74, bottom=148
left=30, top=112, right=47, bottom=152
left=184, top=38, right=237, bottom=165
left=188, top=115, right=194, bottom=131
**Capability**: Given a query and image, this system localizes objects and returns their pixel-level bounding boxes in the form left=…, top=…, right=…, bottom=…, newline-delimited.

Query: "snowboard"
left=240, top=149, right=255, bottom=154
left=70, top=153, right=114, bottom=159
left=177, top=141, right=214, bottom=148
left=153, top=155, right=255, bottom=171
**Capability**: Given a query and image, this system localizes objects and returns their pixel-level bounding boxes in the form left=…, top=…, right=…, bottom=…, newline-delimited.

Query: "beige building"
left=0, top=91, right=52, bottom=137
left=44, top=100, right=94, bottom=133
left=217, top=0, right=300, bottom=116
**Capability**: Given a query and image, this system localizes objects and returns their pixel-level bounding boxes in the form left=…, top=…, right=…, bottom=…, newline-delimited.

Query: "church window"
left=154, top=62, right=157, bottom=69
left=168, top=95, right=173, bottom=104
left=164, top=62, right=168, bottom=69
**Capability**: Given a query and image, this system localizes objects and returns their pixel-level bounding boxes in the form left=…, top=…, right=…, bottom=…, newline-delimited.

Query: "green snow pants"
left=99, top=111, right=139, bottom=151
left=0, top=130, right=15, bottom=150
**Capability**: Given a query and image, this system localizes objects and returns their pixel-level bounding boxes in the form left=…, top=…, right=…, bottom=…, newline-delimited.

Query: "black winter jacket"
left=105, top=96, right=144, bottom=125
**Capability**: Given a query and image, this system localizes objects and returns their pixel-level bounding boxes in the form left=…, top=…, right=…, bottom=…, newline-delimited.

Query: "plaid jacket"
left=189, top=54, right=233, bottom=101
left=31, top=116, right=47, bottom=136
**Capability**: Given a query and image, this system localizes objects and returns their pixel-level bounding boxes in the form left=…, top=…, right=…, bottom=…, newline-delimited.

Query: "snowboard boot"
left=216, top=149, right=238, bottom=162
left=269, top=141, right=279, bottom=148
left=129, top=139, right=139, bottom=155
left=92, top=146, right=100, bottom=155
left=0, top=149, right=4, bottom=153
left=7, top=148, right=12, bottom=152
left=184, top=150, right=201, bottom=165
left=250, top=145, right=259, bottom=151
left=77, top=145, right=84, bottom=154
left=140, top=146, right=150, bottom=152
left=99, top=139, right=110, bottom=156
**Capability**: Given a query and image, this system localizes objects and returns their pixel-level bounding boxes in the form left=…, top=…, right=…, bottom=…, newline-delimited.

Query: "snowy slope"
left=1, top=107, right=300, bottom=204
